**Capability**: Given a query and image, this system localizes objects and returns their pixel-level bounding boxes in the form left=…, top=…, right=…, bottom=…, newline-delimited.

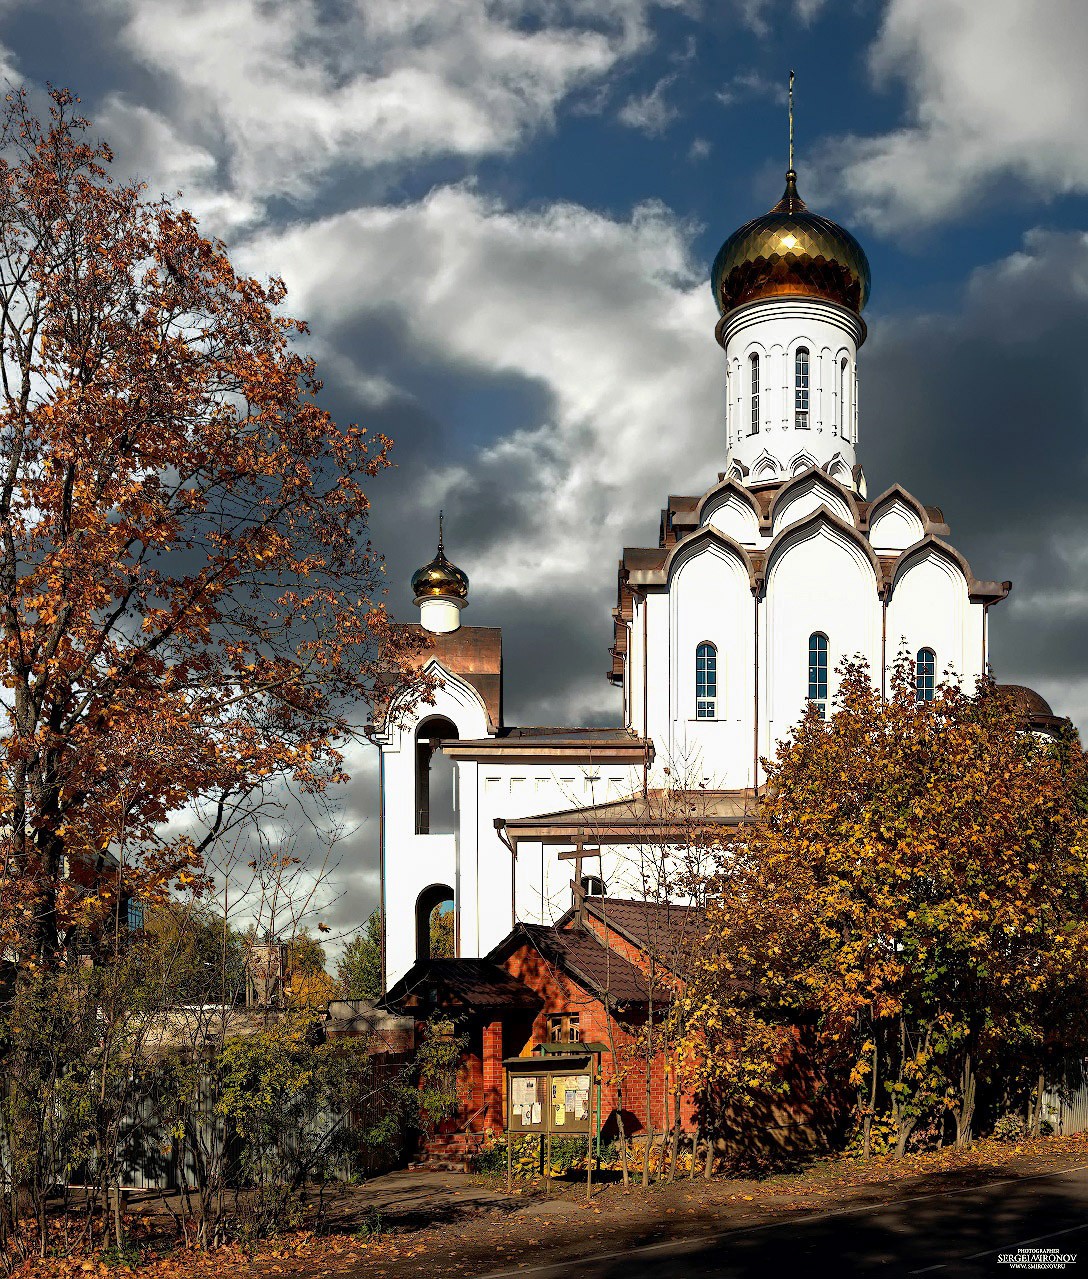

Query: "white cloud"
left=716, top=68, right=787, bottom=108
left=826, top=0, right=1088, bottom=229
left=239, top=185, right=722, bottom=722
left=111, top=0, right=675, bottom=210
left=95, top=96, right=261, bottom=233
left=618, top=73, right=679, bottom=135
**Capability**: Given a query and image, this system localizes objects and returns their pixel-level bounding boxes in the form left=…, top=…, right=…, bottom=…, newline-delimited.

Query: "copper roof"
left=445, top=726, right=650, bottom=762
left=498, top=788, right=753, bottom=847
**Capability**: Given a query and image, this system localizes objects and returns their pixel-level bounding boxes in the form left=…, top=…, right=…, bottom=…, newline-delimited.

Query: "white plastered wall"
left=771, top=474, right=855, bottom=535
left=721, top=297, right=863, bottom=484
left=869, top=498, right=924, bottom=553
left=885, top=548, right=981, bottom=688
left=465, top=762, right=645, bottom=955
left=665, top=537, right=755, bottom=790
left=380, top=661, right=489, bottom=988
left=762, top=519, right=880, bottom=765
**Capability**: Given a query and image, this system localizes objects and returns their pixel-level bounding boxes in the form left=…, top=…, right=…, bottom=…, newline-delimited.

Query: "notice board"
left=505, top=1065, right=594, bottom=1135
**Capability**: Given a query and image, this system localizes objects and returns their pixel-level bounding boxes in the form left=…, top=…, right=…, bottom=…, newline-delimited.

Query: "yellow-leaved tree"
left=678, top=655, right=1088, bottom=1160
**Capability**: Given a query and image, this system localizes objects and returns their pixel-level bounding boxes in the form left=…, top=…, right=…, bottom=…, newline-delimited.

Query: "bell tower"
left=711, top=77, right=870, bottom=490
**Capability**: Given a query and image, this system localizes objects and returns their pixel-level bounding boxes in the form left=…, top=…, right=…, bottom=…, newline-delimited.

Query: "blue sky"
left=5, top=0, right=1088, bottom=932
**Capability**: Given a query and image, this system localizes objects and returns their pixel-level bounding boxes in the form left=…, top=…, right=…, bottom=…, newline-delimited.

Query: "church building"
left=370, top=161, right=1060, bottom=998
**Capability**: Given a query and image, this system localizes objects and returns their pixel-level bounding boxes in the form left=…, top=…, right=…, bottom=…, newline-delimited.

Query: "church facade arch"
left=763, top=512, right=881, bottom=756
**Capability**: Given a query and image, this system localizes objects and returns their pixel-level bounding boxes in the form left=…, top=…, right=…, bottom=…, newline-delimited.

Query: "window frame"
left=795, top=346, right=810, bottom=430
left=808, top=631, right=829, bottom=719
left=749, top=352, right=760, bottom=435
left=695, top=640, right=718, bottom=720
left=916, top=647, right=936, bottom=702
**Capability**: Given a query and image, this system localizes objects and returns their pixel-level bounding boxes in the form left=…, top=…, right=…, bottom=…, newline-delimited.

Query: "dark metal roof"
left=384, top=958, right=543, bottom=1014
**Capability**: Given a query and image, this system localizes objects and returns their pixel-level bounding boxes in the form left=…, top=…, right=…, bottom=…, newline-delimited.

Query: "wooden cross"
left=558, top=833, right=600, bottom=923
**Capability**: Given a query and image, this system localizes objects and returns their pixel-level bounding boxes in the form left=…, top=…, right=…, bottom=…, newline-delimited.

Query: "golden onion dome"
left=711, top=170, right=870, bottom=317
left=411, top=528, right=469, bottom=602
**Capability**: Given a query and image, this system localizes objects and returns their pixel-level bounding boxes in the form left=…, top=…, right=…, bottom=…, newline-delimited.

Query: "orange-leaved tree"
left=0, top=88, right=425, bottom=966
left=678, top=655, right=1088, bottom=1160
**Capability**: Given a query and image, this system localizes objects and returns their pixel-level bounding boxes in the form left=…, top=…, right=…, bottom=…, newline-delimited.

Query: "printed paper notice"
left=512, top=1077, right=537, bottom=1109
left=528, top=1102, right=541, bottom=1125
left=554, top=1105, right=565, bottom=1127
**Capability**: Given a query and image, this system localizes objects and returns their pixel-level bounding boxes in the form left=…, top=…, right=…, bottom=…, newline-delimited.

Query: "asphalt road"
left=482, top=1163, right=1088, bottom=1278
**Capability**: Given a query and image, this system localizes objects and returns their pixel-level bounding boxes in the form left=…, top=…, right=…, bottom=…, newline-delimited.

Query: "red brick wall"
left=494, top=939, right=693, bottom=1136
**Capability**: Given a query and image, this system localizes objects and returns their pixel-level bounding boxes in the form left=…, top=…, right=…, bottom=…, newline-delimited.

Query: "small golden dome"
left=411, top=523, right=469, bottom=601
left=711, top=171, right=870, bottom=317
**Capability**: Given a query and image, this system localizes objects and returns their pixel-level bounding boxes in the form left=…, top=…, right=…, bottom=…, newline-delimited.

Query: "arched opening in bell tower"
left=415, top=716, right=458, bottom=835
left=415, top=883, right=455, bottom=960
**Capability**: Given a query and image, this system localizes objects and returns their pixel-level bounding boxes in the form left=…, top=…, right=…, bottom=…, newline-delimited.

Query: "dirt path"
left=257, top=1132, right=1088, bottom=1279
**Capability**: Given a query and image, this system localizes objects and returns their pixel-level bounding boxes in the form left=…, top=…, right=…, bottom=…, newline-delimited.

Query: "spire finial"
left=788, top=69, right=795, bottom=175
left=438, top=509, right=444, bottom=553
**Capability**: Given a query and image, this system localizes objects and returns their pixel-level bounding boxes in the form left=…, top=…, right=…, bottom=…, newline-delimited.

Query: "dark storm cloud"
left=861, top=229, right=1088, bottom=719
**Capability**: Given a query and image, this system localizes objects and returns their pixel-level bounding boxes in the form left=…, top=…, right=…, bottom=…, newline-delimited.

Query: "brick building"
left=385, top=895, right=703, bottom=1150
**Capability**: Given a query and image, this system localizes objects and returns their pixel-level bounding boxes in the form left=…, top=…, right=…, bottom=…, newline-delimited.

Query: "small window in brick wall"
left=547, top=1013, right=581, bottom=1044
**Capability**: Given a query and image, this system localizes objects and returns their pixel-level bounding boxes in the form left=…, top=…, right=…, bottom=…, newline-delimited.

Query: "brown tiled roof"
left=492, top=923, right=656, bottom=1006
left=564, top=897, right=707, bottom=973
left=384, top=958, right=543, bottom=1014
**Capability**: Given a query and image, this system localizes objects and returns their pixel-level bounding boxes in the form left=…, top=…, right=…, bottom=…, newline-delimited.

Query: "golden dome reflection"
left=411, top=527, right=469, bottom=601
left=711, top=170, right=871, bottom=317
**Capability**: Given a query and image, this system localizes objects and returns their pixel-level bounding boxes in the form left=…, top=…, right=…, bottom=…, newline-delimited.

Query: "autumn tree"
left=0, top=88, right=425, bottom=965
left=679, top=656, right=1088, bottom=1159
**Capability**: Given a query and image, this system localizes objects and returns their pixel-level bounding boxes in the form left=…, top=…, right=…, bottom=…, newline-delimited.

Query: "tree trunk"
left=669, top=1078, right=683, bottom=1182
left=643, top=1054, right=654, bottom=1187
left=893, top=1117, right=916, bottom=1161
left=954, top=1053, right=976, bottom=1149
left=863, top=1035, right=879, bottom=1160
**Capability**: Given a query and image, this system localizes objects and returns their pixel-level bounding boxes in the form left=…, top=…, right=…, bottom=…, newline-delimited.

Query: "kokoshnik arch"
left=368, top=158, right=1065, bottom=993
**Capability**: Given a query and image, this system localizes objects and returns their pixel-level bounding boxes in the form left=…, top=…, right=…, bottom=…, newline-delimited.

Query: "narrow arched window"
left=415, top=717, right=458, bottom=834
left=916, top=648, right=936, bottom=702
left=749, top=353, right=760, bottom=435
left=696, top=642, right=717, bottom=719
left=808, top=632, right=828, bottom=719
left=795, top=347, right=810, bottom=429
left=839, top=357, right=847, bottom=437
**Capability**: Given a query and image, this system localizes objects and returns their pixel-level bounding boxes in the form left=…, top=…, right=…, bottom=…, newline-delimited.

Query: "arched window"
left=916, top=648, right=936, bottom=702
left=795, top=347, right=810, bottom=429
left=696, top=642, right=717, bottom=719
left=581, top=874, right=606, bottom=898
left=808, top=632, right=828, bottom=718
left=415, top=717, right=458, bottom=834
left=749, top=353, right=760, bottom=435
left=839, top=357, right=847, bottom=437
left=415, top=884, right=455, bottom=960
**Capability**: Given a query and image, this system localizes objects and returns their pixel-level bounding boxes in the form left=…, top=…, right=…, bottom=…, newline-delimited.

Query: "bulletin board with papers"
left=504, top=1064, right=594, bottom=1135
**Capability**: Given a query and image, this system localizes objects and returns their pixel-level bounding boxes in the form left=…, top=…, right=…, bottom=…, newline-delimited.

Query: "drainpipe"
left=881, top=593, right=888, bottom=702
left=752, top=587, right=760, bottom=797
left=982, top=602, right=989, bottom=679
left=642, top=591, right=649, bottom=797
left=364, top=725, right=387, bottom=999
left=495, top=818, right=517, bottom=931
